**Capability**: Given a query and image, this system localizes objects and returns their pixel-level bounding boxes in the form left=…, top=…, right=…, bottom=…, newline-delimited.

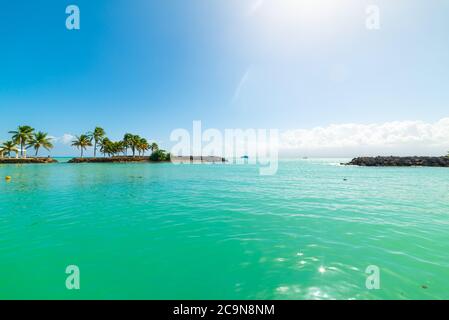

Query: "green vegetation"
left=1, top=125, right=54, bottom=158
left=123, top=133, right=133, bottom=156
left=150, top=142, right=159, bottom=153
left=71, top=127, right=165, bottom=160
left=0, top=141, right=19, bottom=158
left=28, top=131, right=54, bottom=156
left=99, top=138, right=125, bottom=157
left=71, top=134, right=93, bottom=158
left=89, top=127, right=106, bottom=158
left=0, top=125, right=165, bottom=161
left=9, top=125, right=34, bottom=157
left=150, top=149, right=170, bottom=162
left=129, top=135, right=140, bottom=157
left=137, top=138, right=150, bottom=156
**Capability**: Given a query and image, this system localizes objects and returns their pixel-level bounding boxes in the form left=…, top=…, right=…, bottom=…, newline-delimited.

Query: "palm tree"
left=1, top=141, right=19, bottom=158
left=99, top=137, right=111, bottom=157
left=129, top=135, right=141, bottom=157
left=116, top=141, right=126, bottom=156
left=89, top=127, right=106, bottom=158
left=123, top=133, right=133, bottom=156
left=137, top=138, right=150, bottom=156
left=103, top=139, right=114, bottom=157
left=150, top=142, right=159, bottom=153
left=27, top=131, right=54, bottom=157
left=71, top=134, right=92, bottom=158
left=9, top=125, right=34, bottom=158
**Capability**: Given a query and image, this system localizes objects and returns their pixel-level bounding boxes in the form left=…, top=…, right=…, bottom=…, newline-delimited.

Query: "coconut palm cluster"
left=71, top=127, right=167, bottom=160
left=0, top=126, right=53, bottom=158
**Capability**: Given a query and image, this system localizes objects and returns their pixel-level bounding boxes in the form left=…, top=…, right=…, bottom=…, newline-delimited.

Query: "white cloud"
left=280, top=118, right=449, bottom=156
left=60, top=134, right=75, bottom=144
left=52, top=133, right=75, bottom=145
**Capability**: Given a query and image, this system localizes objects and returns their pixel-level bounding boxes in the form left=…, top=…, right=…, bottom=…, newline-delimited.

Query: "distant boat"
left=241, top=155, right=249, bottom=159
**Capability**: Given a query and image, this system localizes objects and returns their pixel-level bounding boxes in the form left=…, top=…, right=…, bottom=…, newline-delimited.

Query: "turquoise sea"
left=0, top=159, right=448, bottom=300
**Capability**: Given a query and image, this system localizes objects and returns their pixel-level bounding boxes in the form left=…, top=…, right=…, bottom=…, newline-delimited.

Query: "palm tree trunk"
left=35, top=148, right=39, bottom=157
left=94, top=141, right=97, bottom=158
left=81, top=148, right=84, bottom=158
left=21, top=141, right=24, bottom=158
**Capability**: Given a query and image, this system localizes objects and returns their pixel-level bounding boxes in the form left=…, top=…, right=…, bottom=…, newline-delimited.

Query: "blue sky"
left=1, top=0, right=449, bottom=156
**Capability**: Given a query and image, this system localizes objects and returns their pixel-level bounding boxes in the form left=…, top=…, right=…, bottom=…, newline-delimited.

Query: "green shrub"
left=150, top=150, right=170, bottom=162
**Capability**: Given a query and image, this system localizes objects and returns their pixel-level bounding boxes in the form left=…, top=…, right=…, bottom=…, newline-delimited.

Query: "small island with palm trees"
left=0, top=125, right=56, bottom=163
left=69, top=127, right=171, bottom=163
left=0, top=125, right=169, bottom=164
left=1, top=125, right=225, bottom=164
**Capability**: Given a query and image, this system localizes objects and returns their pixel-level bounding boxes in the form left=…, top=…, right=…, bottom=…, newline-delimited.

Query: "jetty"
left=171, top=156, right=226, bottom=163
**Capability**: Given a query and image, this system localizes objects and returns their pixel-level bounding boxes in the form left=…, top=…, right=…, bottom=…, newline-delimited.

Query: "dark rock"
left=0, top=158, right=58, bottom=164
left=68, top=156, right=151, bottom=163
left=346, top=156, right=449, bottom=168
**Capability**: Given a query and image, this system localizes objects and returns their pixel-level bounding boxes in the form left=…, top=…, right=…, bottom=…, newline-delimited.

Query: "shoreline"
left=2, top=156, right=448, bottom=167
left=68, top=156, right=152, bottom=163
left=69, top=156, right=227, bottom=163
left=0, top=155, right=227, bottom=165
left=346, top=156, right=449, bottom=167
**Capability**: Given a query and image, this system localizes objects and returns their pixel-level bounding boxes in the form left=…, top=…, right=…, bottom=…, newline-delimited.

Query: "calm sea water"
left=1, top=159, right=448, bottom=300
